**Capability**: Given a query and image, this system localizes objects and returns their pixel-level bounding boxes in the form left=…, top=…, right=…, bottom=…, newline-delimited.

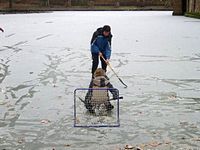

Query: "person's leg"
left=105, top=101, right=114, bottom=111
left=92, top=53, right=99, bottom=75
left=100, top=54, right=107, bottom=72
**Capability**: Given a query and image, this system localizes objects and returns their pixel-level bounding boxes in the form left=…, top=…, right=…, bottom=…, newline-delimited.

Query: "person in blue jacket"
left=90, top=25, right=112, bottom=76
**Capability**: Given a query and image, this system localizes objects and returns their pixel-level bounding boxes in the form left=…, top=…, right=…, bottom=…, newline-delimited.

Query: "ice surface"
left=1, top=11, right=200, bottom=149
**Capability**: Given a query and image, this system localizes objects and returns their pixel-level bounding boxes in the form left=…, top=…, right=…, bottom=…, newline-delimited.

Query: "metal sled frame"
left=74, top=88, right=120, bottom=128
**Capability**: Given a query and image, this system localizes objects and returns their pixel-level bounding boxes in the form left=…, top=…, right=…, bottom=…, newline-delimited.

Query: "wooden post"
left=172, top=0, right=183, bottom=15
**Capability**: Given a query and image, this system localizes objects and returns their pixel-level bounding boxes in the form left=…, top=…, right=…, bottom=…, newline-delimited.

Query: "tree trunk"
left=47, top=0, right=49, bottom=7
left=65, top=0, right=71, bottom=7
left=9, top=0, right=13, bottom=9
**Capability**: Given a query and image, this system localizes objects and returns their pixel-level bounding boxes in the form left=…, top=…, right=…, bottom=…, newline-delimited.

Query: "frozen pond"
left=1, top=11, right=200, bottom=149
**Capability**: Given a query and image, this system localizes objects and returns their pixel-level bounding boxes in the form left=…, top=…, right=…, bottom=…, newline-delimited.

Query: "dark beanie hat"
left=102, top=25, right=111, bottom=32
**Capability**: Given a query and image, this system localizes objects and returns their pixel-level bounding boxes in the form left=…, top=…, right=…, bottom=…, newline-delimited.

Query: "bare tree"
left=46, top=0, right=50, bottom=7
left=67, top=0, right=72, bottom=7
left=42, top=0, right=50, bottom=7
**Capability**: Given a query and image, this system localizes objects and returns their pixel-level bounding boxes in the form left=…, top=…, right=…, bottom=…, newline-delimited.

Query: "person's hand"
left=106, top=59, right=110, bottom=64
left=113, top=94, right=118, bottom=100
left=99, top=52, right=103, bottom=57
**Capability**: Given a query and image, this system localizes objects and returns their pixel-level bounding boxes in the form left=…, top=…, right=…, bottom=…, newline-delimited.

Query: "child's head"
left=94, top=68, right=106, bottom=77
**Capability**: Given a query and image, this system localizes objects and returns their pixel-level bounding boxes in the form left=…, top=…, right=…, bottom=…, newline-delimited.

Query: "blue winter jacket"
left=91, top=35, right=111, bottom=59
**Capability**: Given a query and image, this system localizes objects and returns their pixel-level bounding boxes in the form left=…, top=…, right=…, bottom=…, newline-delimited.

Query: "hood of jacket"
left=93, top=76, right=109, bottom=87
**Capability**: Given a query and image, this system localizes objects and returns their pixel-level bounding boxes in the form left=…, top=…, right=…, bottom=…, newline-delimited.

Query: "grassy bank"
left=0, top=5, right=172, bottom=14
left=185, top=12, right=200, bottom=19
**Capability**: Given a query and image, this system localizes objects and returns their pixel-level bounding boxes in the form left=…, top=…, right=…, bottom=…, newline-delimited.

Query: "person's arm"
left=105, top=41, right=111, bottom=61
left=84, top=79, right=93, bottom=108
left=88, top=79, right=93, bottom=88
left=107, top=82, right=118, bottom=99
left=91, top=36, right=100, bottom=54
left=0, top=28, right=4, bottom=32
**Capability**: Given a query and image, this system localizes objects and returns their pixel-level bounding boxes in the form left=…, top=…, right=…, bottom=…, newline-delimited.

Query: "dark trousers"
left=91, top=53, right=107, bottom=74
